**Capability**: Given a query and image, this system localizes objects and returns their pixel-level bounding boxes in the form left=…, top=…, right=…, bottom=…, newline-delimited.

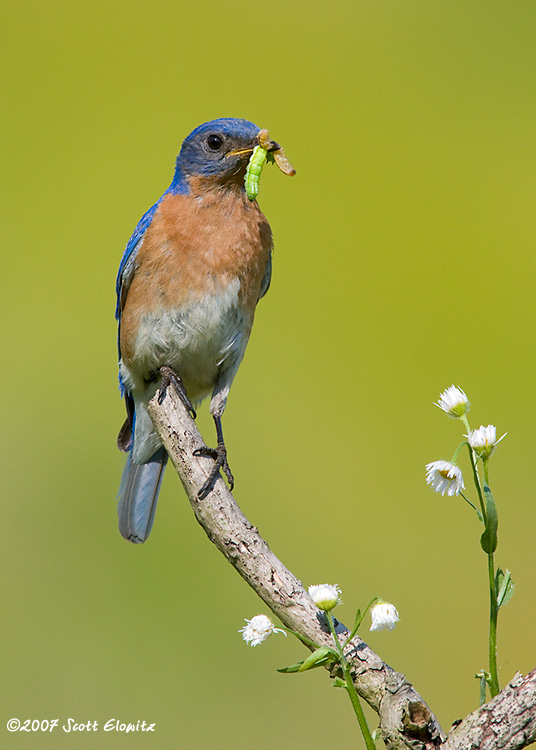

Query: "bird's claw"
left=158, top=366, right=196, bottom=419
left=194, top=442, right=234, bottom=499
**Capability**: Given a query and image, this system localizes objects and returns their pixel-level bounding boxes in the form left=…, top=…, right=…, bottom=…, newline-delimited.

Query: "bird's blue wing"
left=116, top=196, right=166, bottom=397
left=115, top=197, right=164, bottom=322
left=115, top=200, right=169, bottom=541
left=258, top=251, right=272, bottom=300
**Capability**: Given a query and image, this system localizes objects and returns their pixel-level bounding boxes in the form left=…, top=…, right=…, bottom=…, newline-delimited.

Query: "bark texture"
left=147, top=387, right=535, bottom=750
left=443, top=670, right=536, bottom=750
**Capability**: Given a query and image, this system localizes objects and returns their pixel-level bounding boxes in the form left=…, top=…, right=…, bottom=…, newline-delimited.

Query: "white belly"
left=120, top=279, right=255, bottom=463
left=121, top=278, right=251, bottom=402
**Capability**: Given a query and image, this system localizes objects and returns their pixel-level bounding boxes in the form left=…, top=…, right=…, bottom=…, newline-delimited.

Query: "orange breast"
left=120, top=186, right=272, bottom=368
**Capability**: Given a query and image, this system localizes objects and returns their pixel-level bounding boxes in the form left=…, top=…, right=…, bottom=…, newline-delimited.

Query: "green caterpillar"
left=244, top=129, right=296, bottom=201
left=244, top=145, right=268, bottom=201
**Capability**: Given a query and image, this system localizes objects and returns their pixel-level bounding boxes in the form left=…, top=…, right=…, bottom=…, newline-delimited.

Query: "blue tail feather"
left=117, top=447, right=168, bottom=543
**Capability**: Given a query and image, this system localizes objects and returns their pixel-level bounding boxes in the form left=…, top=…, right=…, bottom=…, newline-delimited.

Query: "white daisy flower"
left=467, top=425, right=506, bottom=460
left=308, top=584, right=342, bottom=612
left=425, top=460, right=464, bottom=496
left=239, top=615, right=286, bottom=647
left=370, top=602, right=400, bottom=632
left=435, top=385, right=470, bottom=419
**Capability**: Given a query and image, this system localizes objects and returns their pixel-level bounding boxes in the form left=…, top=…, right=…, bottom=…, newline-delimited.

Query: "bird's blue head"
left=171, top=118, right=268, bottom=192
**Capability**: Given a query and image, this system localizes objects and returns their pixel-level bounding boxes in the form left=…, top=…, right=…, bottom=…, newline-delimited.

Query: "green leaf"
left=277, top=645, right=339, bottom=674
left=277, top=662, right=305, bottom=673
left=332, top=677, right=347, bottom=689
left=480, top=483, right=498, bottom=554
left=496, top=568, right=515, bottom=608
left=475, top=670, right=489, bottom=706
left=298, top=646, right=338, bottom=672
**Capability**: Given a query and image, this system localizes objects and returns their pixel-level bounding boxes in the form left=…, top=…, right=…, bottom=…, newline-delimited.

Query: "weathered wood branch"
left=443, top=669, right=536, bottom=750
left=147, top=387, right=536, bottom=750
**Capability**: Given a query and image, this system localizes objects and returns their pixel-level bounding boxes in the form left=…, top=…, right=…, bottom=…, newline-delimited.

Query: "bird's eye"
left=207, top=134, right=223, bottom=151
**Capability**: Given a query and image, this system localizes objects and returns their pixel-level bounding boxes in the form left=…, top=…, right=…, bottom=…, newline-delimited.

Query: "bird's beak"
left=226, top=146, right=255, bottom=158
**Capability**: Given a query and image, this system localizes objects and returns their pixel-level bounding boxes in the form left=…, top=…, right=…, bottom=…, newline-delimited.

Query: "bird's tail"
left=117, top=447, right=168, bottom=543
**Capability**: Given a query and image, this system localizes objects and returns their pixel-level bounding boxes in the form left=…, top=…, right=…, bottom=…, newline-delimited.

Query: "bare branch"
left=147, top=387, right=535, bottom=750
left=443, top=669, right=536, bottom=750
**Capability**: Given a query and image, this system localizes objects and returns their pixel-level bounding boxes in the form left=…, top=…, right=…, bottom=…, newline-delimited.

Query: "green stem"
left=478, top=456, right=499, bottom=697
left=461, top=414, right=471, bottom=435
left=451, top=439, right=469, bottom=465
left=466, top=444, right=486, bottom=524
left=488, top=553, right=500, bottom=697
left=462, top=419, right=501, bottom=700
left=459, top=492, right=483, bottom=520
left=483, top=458, right=490, bottom=486
left=326, top=612, right=375, bottom=750
left=343, top=598, right=378, bottom=649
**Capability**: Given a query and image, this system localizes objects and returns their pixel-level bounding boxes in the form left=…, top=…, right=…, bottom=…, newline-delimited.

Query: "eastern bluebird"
left=116, top=118, right=282, bottom=544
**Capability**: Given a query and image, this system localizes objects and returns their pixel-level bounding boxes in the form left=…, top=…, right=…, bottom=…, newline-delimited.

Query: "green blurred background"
left=2, top=1, right=535, bottom=747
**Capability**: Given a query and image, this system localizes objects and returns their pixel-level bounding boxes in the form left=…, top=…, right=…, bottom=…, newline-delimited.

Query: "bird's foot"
left=158, top=366, right=196, bottom=419
left=193, top=442, right=234, bottom=499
